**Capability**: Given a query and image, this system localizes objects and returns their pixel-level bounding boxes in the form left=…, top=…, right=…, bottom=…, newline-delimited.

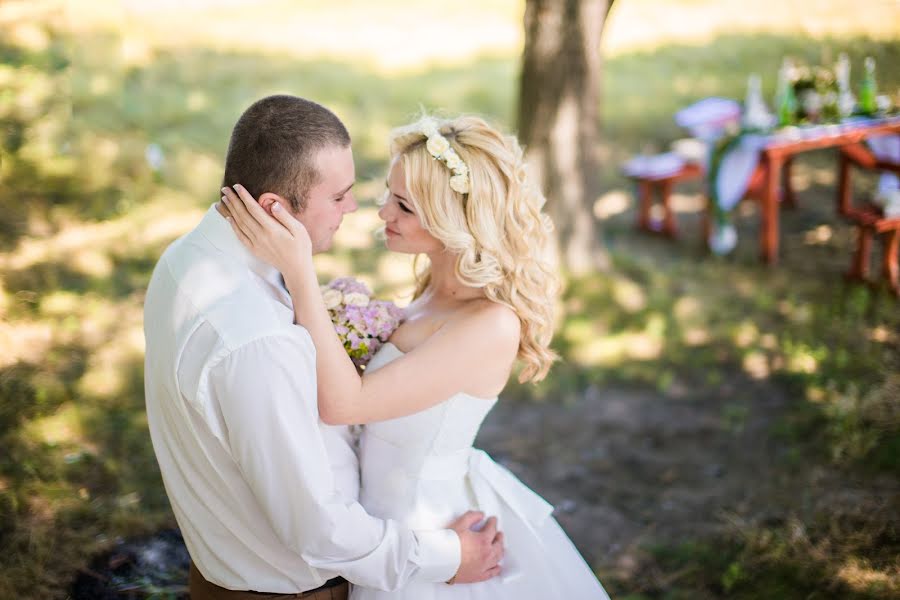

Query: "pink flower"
left=322, top=277, right=404, bottom=368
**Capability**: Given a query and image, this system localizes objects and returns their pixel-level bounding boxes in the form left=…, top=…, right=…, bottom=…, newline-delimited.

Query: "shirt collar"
left=196, top=203, right=291, bottom=302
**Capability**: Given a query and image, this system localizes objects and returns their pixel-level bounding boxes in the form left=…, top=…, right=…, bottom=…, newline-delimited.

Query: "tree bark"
left=517, top=0, right=613, bottom=274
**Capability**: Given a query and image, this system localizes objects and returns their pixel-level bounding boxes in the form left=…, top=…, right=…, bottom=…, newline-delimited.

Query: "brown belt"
left=189, top=563, right=349, bottom=600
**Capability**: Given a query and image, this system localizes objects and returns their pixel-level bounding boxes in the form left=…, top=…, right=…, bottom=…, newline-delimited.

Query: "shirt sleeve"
left=320, top=422, right=361, bottom=503
left=210, top=329, right=460, bottom=590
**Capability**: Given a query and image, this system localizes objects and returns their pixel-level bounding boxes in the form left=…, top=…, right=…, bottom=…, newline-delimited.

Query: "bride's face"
left=378, top=160, right=443, bottom=255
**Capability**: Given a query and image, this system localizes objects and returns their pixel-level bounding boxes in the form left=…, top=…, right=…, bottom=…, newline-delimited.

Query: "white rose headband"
left=419, top=119, right=470, bottom=194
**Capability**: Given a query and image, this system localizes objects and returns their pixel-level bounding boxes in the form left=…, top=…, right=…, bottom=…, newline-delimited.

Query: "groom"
left=143, top=95, right=503, bottom=599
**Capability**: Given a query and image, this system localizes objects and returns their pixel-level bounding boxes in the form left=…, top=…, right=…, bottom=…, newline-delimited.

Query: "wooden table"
left=758, top=118, right=900, bottom=264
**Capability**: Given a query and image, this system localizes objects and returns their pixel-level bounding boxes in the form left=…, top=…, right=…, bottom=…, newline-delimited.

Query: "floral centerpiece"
left=791, top=63, right=839, bottom=123
left=321, top=277, right=405, bottom=369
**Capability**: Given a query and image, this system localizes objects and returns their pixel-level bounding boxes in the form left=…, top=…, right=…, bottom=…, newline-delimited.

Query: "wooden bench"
left=844, top=204, right=900, bottom=296
left=628, top=158, right=795, bottom=241
left=838, top=143, right=900, bottom=296
left=630, top=162, right=703, bottom=238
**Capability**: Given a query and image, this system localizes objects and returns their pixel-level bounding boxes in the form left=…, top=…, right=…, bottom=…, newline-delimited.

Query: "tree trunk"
left=517, top=0, right=613, bottom=274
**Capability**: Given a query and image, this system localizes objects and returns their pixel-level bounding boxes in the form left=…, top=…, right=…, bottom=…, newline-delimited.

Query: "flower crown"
left=419, top=119, right=470, bottom=194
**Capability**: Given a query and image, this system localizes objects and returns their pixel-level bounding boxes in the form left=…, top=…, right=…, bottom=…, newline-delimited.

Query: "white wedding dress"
left=350, top=343, right=610, bottom=600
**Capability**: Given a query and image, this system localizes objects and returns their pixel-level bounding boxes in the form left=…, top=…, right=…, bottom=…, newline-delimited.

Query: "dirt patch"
left=476, top=376, right=797, bottom=571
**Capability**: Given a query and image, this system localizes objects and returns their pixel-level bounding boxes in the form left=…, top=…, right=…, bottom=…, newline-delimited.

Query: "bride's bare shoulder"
left=449, top=299, right=521, bottom=353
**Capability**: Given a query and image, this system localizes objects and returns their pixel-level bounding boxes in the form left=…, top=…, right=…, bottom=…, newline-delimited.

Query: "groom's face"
left=294, top=144, right=357, bottom=254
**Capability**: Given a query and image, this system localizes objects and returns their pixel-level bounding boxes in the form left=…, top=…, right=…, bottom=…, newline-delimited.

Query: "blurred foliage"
left=1, top=0, right=898, bottom=597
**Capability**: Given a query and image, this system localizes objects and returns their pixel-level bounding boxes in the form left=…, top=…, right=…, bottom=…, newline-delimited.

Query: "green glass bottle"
left=858, top=57, right=877, bottom=116
left=775, top=60, right=798, bottom=127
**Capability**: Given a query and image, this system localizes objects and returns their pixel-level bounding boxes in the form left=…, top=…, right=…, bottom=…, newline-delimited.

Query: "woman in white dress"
left=222, top=115, right=610, bottom=599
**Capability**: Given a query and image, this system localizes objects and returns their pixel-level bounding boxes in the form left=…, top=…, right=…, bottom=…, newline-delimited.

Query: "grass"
left=557, top=248, right=900, bottom=598
left=1, top=0, right=899, bottom=597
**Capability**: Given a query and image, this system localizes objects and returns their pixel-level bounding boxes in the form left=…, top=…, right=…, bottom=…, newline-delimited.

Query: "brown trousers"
left=189, top=563, right=349, bottom=600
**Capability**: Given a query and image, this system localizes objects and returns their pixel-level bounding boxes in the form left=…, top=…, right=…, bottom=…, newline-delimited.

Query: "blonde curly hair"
left=387, top=115, right=560, bottom=383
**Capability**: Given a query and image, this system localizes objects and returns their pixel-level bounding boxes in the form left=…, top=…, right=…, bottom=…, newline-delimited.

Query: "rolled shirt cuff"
left=412, top=528, right=461, bottom=584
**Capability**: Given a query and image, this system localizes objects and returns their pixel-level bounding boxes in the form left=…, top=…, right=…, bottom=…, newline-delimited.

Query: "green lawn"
left=1, top=1, right=898, bottom=597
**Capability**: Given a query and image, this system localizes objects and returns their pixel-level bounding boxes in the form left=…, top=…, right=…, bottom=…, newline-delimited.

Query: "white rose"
left=449, top=174, right=469, bottom=194
left=444, top=151, right=463, bottom=171
left=322, top=289, right=343, bottom=309
left=426, top=135, right=450, bottom=157
left=343, top=292, right=370, bottom=307
left=421, top=121, right=439, bottom=138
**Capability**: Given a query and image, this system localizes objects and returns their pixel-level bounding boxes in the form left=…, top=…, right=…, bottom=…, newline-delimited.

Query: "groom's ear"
left=257, top=193, right=285, bottom=216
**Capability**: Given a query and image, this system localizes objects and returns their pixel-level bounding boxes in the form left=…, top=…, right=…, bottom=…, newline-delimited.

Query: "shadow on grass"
left=0, top=351, right=170, bottom=598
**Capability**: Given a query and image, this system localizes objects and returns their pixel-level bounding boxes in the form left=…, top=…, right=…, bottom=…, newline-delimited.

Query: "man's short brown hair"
left=222, top=95, right=350, bottom=212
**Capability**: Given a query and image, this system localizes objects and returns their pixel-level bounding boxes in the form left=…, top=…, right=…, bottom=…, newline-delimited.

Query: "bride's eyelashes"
left=387, top=190, right=414, bottom=214
left=390, top=192, right=414, bottom=214
left=381, top=181, right=415, bottom=215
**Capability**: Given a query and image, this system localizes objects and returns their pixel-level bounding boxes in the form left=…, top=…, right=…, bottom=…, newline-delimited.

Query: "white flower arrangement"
left=419, top=119, right=470, bottom=194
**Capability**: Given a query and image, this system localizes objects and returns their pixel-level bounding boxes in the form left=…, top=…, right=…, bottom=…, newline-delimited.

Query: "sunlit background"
left=1, top=0, right=899, bottom=597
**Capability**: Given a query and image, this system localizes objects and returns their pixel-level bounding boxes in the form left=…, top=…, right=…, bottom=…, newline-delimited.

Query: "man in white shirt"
left=143, top=95, right=503, bottom=599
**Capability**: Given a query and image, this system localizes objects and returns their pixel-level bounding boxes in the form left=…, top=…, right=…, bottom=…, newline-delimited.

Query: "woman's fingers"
left=221, top=185, right=312, bottom=268
left=227, top=184, right=302, bottom=244
left=225, top=214, right=252, bottom=248
left=232, top=184, right=270, bottom=225
left=221, top=186, right=266, bottom=243
left=221, top=188, right=254, bottom=235
left=270, top=201, right=308, bottom=238
left=217, top=198, right=231, bottom=219
left=221, top=194, right=258, bottom=247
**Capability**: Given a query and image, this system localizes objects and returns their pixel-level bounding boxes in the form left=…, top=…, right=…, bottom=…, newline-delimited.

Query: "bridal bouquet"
left=321, top=277, right=404, bottom=369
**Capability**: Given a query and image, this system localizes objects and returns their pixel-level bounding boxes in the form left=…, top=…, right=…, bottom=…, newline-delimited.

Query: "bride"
left=221, top=114, right=610, bottom=599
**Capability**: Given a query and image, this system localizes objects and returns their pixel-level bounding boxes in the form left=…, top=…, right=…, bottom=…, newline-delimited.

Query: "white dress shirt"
left=143, top=205, right=460, bottom=593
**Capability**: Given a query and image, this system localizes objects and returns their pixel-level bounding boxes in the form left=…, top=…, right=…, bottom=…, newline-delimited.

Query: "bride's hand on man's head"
left=220, top=184, right=313, bottom=274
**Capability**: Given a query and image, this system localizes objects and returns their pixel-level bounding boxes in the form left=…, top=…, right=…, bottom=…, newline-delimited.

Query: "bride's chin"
left=385, top=241, right=416, bottom=255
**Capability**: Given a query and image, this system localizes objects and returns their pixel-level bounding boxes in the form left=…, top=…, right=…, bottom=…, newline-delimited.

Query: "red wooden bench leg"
left=883, top=229, right=900, bottom=297
left=636, top=180, right=652, bottom=232
left=701, top=196, right=712, bottom=244
left=660, top=179, right=677, bottom=238
left=848, top=225, right=873, bottom=281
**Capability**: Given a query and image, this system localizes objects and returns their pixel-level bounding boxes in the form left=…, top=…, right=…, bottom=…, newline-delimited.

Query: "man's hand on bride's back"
left=448, top=511, right=504, bottom=584
left=220, top=184, right=313, bottom=274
